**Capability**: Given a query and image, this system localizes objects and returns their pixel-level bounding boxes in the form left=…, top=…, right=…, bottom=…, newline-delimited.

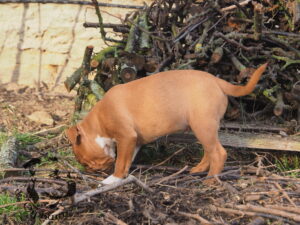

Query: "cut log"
left=144, top=60, right=158, bottom=72
left=120, top=64, right=137, bottom=83
left=64, top=67, right=84, bottom=92
left=209, top=47, right=223, bottom=65
left=0, top=137, right=18, bottom=177
left=90, top=45, right=119, bottom=68
left=64, top=46, right=94, bottom=92
left=89, top=80, right=105, bottom=100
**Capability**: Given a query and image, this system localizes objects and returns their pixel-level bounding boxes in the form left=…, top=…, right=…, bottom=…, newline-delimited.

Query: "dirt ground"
left=0, top=83, right=300, bottom=225
left=0, top=83, right=74, bottom=134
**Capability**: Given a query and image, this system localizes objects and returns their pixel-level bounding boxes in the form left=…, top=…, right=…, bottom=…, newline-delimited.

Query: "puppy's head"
left=66, top=125, right=114, bottom=172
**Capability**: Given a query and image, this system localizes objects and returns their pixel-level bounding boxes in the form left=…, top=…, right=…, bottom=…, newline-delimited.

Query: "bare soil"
left=0, top=84, right=74, bottom=133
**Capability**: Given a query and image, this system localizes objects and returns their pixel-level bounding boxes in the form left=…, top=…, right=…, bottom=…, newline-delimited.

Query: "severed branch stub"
left=73, top=175, right=153, bottom=204
left=64, top=46, right=94, bottom=92
left=91, top=0, right=106, bottom=42
left=253, top=2, right=263, bottom=40
left=120, top=64, right=137, bottom=83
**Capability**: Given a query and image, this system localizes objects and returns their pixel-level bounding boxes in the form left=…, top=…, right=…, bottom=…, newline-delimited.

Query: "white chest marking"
left=95, top=136, right=116, bottom=159
left=101, top=175, right=123, bottom=185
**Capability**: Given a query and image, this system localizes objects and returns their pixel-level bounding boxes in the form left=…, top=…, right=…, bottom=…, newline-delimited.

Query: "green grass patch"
left=0, top=193, right=29, bottom=223
left=275, top=154, right=300, bottom=177
left=0, top=132, right=9, bottom=146
left=37, top=148, right=85, bottom=171
left=14, top=133, right=42, bottom=148
left=1, top=131, right=42, bottom=148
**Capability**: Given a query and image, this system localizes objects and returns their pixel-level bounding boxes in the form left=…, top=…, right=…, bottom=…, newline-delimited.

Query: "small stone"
left=27, top=111, right=54, bottom=125
left=5, top=83, right=28, bottom=93
left=55, top=110, right=67, bottom=117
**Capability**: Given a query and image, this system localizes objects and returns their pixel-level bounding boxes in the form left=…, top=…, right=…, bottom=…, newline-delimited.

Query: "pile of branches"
left=65, top=0, right=300, bottom=123
left=1, top=159, right=300, bottom=224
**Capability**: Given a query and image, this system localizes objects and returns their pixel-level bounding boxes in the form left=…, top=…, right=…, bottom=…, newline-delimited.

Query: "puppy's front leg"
left=102, top=135, right=137, bottom=185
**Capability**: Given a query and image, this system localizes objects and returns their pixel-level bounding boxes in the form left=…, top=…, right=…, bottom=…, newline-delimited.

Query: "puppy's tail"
left=217, top=63, right=268, bottom=97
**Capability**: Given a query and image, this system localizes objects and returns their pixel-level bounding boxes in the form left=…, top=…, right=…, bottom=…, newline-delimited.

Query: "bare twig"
left=62, top=160, right=89, bottom=186
left=215, top=32, right=258, bottom=51
left=32, top=124, right=66, bottom=136
left=273, top=182, right=297, bottom=207
left=73, top=175, right=153, bottom=204
left=177, top=211, right=213, bottom=225
left=105, top=211, right=128, bottom=225
left=211, top=205, right=297, bottom=224
left=220, top=0, right=251, bottom=12
left=235, top=204, right=300, bottom=222
left=41, top=206, right=65, bottom=225
left=265, top=205, right=300, bottom=214
left=152, top=165, right=189, bottom=185
left=142, top=147, right=185, bottom=174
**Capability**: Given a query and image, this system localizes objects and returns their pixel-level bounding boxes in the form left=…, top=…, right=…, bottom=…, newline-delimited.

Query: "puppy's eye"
left=76, top=134, right=81, bottom=145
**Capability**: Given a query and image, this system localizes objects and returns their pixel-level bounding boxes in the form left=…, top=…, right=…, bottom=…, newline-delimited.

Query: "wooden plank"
left=162, top=132, right=300, bottom=152
left=220, top=122, right=291, bottom=133
left=219, top=132, right=300, bottom=152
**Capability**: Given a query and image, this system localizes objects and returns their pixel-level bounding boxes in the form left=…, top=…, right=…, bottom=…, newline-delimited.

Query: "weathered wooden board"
left=219, top=122, right=291, bottom=134
left=163, top=131, right=300, bottom=152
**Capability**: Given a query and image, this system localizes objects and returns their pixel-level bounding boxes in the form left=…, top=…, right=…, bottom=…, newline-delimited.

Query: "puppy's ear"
left=65, top=126, right=81, bottom=145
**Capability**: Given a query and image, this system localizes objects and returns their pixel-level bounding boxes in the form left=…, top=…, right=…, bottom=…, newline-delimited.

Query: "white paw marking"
left=101, top=175, right=123, bottom=185
left=95, top=136, right=116, bottom=159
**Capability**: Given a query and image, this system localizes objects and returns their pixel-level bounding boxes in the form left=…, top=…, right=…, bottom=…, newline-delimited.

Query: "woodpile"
left=65, top=0, right=300, bottom=125
left=64, top=0, right=300, bottom=125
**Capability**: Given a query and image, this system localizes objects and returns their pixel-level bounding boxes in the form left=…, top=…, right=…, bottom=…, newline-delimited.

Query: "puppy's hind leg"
left=189, top=120, right=226, bottom=184
left=189, top=121, right=216, bottom=174
left=190, top=148, right=210, bottom=174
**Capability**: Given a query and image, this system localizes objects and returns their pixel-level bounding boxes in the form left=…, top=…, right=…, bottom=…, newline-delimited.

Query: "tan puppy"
left=66, top=63, right=268, bottom=185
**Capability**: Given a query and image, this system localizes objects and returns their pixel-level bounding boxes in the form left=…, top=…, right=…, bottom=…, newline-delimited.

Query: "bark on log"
left=139, top=13, right=150, bottom=50
left=209, top=47, right=223, bottom=65
left=291, top=0, right=300, bottom=30
left=64, top=46, right=94, bottom=92
left=253, top=2, right=263, bottom=40
left=91, top=0, right=106, bottom=42
left=125, top=16, right=140, bottom=53
left=83, top=22, right=129, bottom=33
left=0, top=137, right=18, bottom=177
left=89, top=80, right=105, bottom=100
left=64, top=67, right=84, bottom=93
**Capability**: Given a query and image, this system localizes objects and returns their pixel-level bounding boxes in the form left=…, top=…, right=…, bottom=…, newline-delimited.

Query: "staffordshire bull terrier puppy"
left=66, top=63, right=268, bottom=185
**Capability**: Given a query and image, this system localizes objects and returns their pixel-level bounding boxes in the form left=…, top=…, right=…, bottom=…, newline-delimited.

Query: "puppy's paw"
left=190, top=166, right=207, bottom=174
left=190, top=166, right=199, bottom=174
left=202, top=178, right=217, bottom=186
left=101, top=175, right=123, bottom=185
